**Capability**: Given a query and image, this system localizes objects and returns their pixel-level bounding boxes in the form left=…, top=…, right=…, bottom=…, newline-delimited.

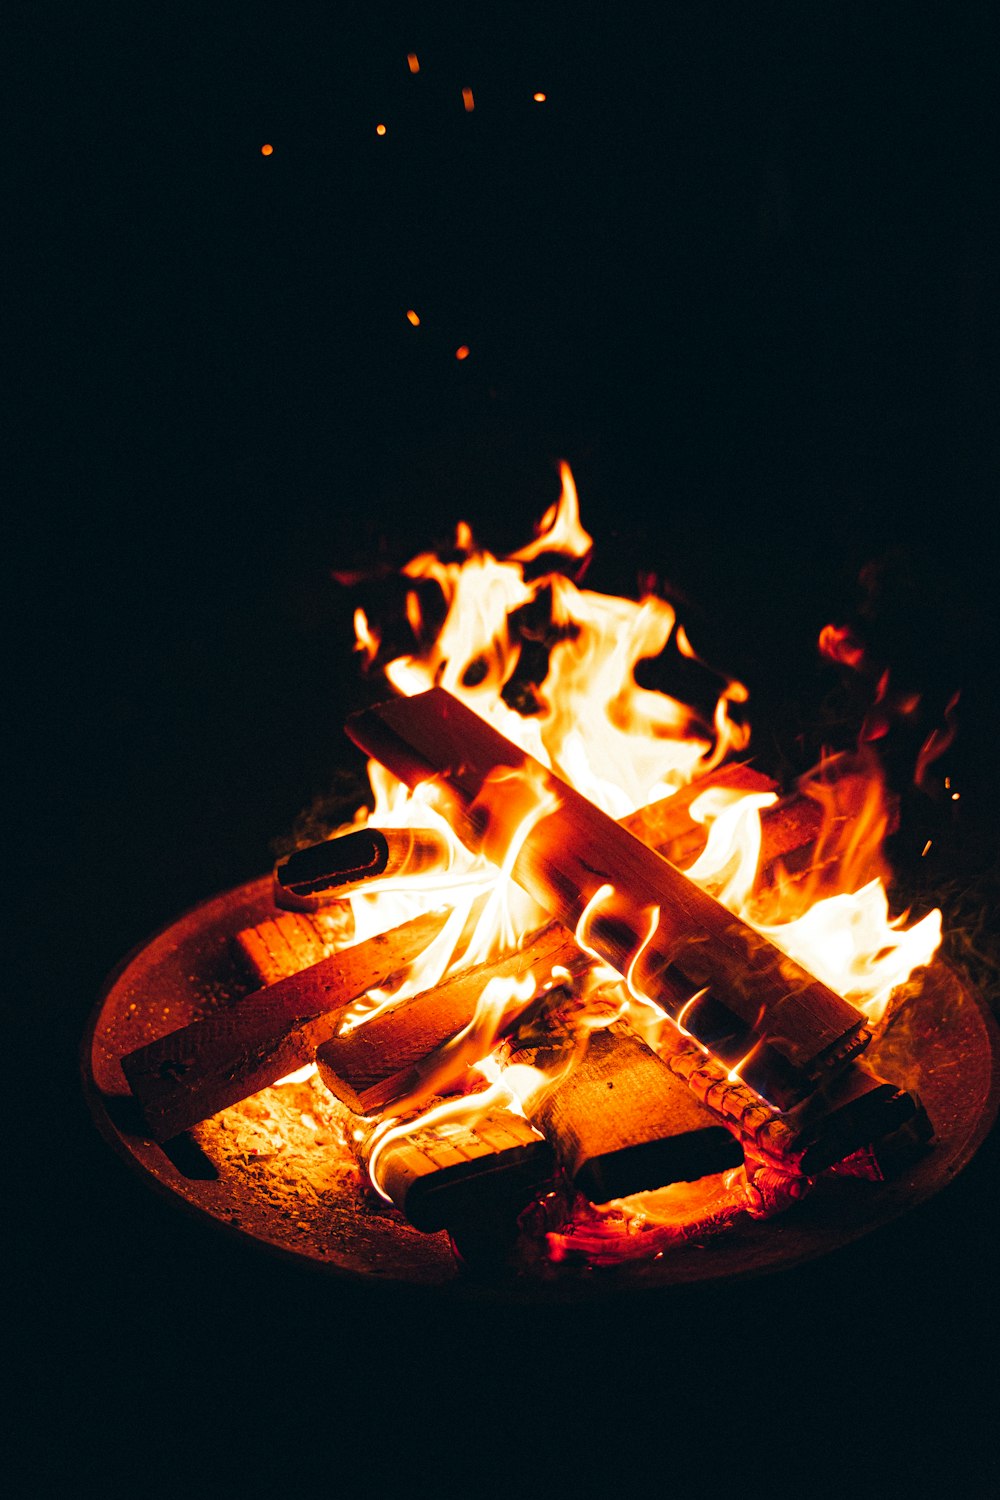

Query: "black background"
left=13, top=2, right=1000, bottom=1490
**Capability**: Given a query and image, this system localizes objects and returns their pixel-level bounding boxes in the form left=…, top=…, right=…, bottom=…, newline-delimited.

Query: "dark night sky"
left=12, top=3, right=1000, bottom=1489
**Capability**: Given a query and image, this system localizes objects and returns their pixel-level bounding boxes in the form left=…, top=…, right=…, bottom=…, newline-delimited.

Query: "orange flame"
left=819, top=622, right=866, bottom=669
left=328, top=464, right=941, bottom=1128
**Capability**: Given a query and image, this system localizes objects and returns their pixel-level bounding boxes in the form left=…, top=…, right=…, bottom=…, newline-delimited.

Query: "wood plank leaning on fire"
left=122, top=760, right=791, bottom=1139
left=344, top=688, right=870, bottom=1110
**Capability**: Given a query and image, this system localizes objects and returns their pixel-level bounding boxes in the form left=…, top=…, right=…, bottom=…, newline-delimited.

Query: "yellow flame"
left=335, top=463, right=941, bottom=1096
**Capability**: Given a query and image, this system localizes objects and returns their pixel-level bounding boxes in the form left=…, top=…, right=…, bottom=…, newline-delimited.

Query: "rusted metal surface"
left=82, top=875, right=1000, bottom=1301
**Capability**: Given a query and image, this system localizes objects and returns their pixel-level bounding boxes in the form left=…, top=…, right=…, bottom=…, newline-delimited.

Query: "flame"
left=819, top=622, right=866, bottom=669
left=326, top=463, right=941, bottom=1169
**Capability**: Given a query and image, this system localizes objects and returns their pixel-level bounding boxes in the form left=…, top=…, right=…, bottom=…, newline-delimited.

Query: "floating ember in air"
left=94, top=464, right=995, bottom=1286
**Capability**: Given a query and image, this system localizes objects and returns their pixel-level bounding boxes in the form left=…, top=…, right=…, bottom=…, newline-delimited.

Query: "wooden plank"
left=365, top=1107, right=555, bottom=1232
left=663, top=1042, right=924, bottom=1174
left=315, top=922, right=572, bottom=1114
left=232, top=910, right=345, bottom=988
left=120, top=907, right=453, bottom=1141
left=499, top=1020, right=743, bottom=1203
left=274, top=826, right=452, bottom=911
left=347, top=688, right=870, bottom=1108
left=313, top=763, right=781, bottom=1116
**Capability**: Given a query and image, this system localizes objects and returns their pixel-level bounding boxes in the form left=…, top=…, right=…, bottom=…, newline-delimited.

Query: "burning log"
left=362, top=1104, right=555, bottom=1233
left=122, top=767, right=774, bottom=1138
left=315, top=923, right=573, bottom=1113
left=313, top=763, right=781, bottom=1114
left=663, top=1043, right=928, bottom=1175
left=346, top=688, right=871, bottom=1109
left=274, top=826, right=453, bottom=911
left=498, top=1019, right=744, bottom=1202
left=121, top=907, right=454, bottom=1141
left=233, top=910, right=343, bottom=988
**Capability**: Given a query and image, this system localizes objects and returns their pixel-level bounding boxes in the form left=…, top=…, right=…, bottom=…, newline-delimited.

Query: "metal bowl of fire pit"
left=82, top=872, right=999, bottom=1301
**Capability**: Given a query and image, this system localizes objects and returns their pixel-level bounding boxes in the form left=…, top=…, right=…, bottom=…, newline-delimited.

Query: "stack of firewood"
left=122, top=690, right=931, bottom=1262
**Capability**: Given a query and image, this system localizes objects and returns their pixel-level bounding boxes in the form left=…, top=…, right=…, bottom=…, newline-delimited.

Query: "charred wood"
left=363, top=1106, right=555, bottom=1234
left=121, top=908, right=453, bottom=1141
left=311, top=763, right=779, bottom=1115
left=664, top=1042, right=927, bottom=1175
left=274, top=826, right=453, bottom=911
left=347, top=688, right=870, bottom=1108
left=498, top=1019, right=744, bottom=1203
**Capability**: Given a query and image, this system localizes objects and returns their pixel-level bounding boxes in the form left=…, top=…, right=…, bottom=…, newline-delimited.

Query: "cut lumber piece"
left=364, top=1106, right=555, bottom=1233
left=120, top=907, right=453, bottom=1142
left=315, top=922, right=572, bottom=1114
left=784, top=1061, right=925, bottom=1173
left=498, top=1020, right=744, bottom=1203
left=312, top=763, right=785, bottom=1116
left=664, top=1042, right=925, bottom=1174
left=347, top=688, right=870, bottom=1109
left=274, top=826, right=453, bottom=911
left=233, top=910, right=346, bottom=988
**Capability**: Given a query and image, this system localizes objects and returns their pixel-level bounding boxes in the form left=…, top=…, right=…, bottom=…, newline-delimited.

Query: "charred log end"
left=370, top=1111, right=556, bottom=1234
left=574, top=1127, right=743, bottom=1205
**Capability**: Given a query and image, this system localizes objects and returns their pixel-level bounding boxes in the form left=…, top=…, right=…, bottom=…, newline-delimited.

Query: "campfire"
left=111, top=464, right=960, bottom=1277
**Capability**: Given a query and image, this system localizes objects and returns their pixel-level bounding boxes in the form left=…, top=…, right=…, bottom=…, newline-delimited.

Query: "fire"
left=308, top=463, right=942, bottom=1221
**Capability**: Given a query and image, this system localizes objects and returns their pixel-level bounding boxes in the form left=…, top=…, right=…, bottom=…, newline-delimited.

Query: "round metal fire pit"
left=82, top=876, right=1000, bottom=1300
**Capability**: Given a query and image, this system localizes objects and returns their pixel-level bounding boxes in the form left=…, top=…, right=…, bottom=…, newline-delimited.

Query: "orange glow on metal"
left=375, top=123, right=387, bottom=136
left=406, top=309, right=420, bottom=326
left=455, top=344, right=470, bottom=360
left=462, top=87, right=475, bottom=112
left=407, top=53, right=420, bottom=74
left=260, top=144, right=273, bottom=156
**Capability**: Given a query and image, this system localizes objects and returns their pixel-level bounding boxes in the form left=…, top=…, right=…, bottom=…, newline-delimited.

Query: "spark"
left=376, top=123, right=387, bottom=137
left=406, top=309, right=421, bottom=326
left=462, top=87, right=475, bottom=112
left=533, top=92, right=547, bottom=102
left=407, top=53, right=420, bottom=74
left=455, top=344, right=470, bottom=361
left=921, top=840, right=932, bottom=857
left=260, top=143, right=273, bottom=156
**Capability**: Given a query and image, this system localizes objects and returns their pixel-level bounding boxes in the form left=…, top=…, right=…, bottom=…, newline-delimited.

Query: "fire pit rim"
left=81, top=874, right=1000, bottom=1304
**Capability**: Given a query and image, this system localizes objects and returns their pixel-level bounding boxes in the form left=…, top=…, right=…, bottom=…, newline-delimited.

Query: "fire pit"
left=83, top=889, right=996, bottom=1294
left=83, top=466, right=1000, bottom=1295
